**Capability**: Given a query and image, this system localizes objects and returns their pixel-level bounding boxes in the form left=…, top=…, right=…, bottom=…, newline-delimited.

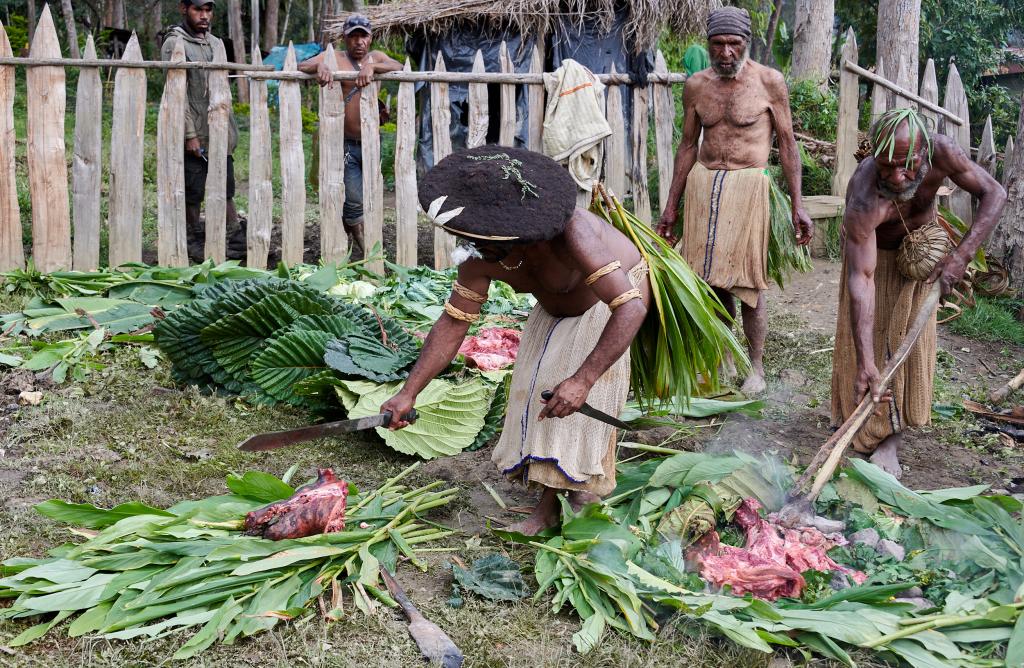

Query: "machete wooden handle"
left=989, top=369, right=1024, bottom=404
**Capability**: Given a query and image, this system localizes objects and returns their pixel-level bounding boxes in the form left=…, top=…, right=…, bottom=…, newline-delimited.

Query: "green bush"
left=799, top=144, right=834, bottom=197
left=4, top=14, right=29, bottom=54
left=789, top=79, right=839, bottom=142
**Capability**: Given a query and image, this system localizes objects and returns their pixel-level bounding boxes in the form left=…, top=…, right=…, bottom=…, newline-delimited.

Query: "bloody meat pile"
left=458, top=328, right=520, bottom=371
left=244, top=469, right=349, bottom=540
left=687, top=498, right=866, bottom=600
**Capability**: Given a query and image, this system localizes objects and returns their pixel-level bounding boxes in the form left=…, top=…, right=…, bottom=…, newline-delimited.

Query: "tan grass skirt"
left=491, top=262, right=649, bottom=496
left=680, top=162, right=771, bottom=308
left=831, top=249, right=938, bottom=453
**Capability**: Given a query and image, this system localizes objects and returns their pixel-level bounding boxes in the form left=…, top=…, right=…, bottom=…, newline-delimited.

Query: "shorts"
left=185, top=152, right=236, bottom=206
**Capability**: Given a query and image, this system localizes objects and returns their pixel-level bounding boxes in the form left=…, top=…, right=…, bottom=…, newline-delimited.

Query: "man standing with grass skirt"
left=656, top=6, right=813, bottom=395
left=380, top=147, right=651, bottom=535
left=832, top=108, right=1005, bottom=478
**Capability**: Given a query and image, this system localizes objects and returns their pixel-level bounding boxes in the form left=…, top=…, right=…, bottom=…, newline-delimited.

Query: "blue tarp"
left=263, top=42, right=323, bottom=104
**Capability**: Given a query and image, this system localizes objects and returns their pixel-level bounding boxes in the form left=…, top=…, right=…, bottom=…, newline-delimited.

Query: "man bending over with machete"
left=380, top=147, right=651, bottom=535
left=833, top=108, right=1004, bottom=478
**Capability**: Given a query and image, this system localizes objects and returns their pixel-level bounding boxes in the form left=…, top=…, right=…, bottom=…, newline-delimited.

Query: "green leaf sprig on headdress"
left=467, top=153, right=540, bottom=200
left=871, top=108, right=933, bottom=169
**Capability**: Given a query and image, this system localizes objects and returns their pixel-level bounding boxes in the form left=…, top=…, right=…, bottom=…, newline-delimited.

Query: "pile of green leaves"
left=590, top=190, right=749, bottom=405
left=0, top=463, right=458, bottom=660
left=502, top=452, right=1024, bottom=666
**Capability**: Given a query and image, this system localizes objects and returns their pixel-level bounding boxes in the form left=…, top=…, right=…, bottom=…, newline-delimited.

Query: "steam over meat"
left=687, top=498, right=866, bottom=600
left=458, top=328, right=520, bottom=371
left=244, top=469, right=348, bottom=540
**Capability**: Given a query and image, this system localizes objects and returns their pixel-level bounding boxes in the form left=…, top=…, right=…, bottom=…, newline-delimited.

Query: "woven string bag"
left=896, top=219, right=954, bottom=281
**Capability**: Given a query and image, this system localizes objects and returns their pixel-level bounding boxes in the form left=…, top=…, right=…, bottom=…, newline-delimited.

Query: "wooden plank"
left=26, top=6, right=71, bottom=272
left=72, top=36, right=102, bottom=270
left=204, top=38, right=231, bottom=264
left=832, top=28, right=859, bottom=199
left=467, top=49, right=487, bottom=149
left=652, top=50, right=675, bottom=214
left=247, top=47, right=272, bottom=269
left=1004, top=136, right=1015, bottom=188
left=431, top=52, right=454, bottom=269
left=631, top=84, right=651, bottom=223
left=360, top=79, right=384, bottom=275
left=918, top=58, right=939, bottom=132
left=847, top=59, right=962, bottom=125
left=318, top=44, right=346, bottom=262
left=604, top=64, right=627, bottom=201
left=278, top=43, right=306, bottom=266
left=498, top=41, right=515, bottom=147
left=0, top=20, right=24, bottom=270
left=527, top=44, right=544, bottom=152
left=942, top=61, right=972, bottom=225
left=395, top=61, right=418, bottom=267
left=107, top=33, right=146, bottom=268
left=978, top=115, right=997, bottom=177
left=870, top=57, right=890, bottom=120
left=156, top=36, right=187, bottom=267
left=243, top=68, right=688, bottom=85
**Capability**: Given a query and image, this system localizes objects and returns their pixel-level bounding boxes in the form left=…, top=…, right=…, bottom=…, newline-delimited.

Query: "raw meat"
left=244, top=469, right=348, bottom=540
left=458, top=328, right=520, bottom=371
left=687, top=498, right=866, bottom=600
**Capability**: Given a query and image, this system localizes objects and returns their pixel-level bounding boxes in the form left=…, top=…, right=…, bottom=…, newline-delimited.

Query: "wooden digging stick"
left=791, top=283, right=941, bottom=499
left=989, top=369, right=1024, bottom=404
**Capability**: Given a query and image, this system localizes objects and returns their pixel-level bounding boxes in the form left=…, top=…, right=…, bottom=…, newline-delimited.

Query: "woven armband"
left=585, top=261, right=622, bottom=286
left=444, top=301, right=481, bottom=323
left=608, top=288, right=643, bottom=312
left=452, top=281, right=487, bottom=304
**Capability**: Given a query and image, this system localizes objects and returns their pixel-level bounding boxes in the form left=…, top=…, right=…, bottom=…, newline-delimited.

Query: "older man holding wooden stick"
left=656, top=6, right=813, bottom=395
left=833, top=108, right=1005, bottom=478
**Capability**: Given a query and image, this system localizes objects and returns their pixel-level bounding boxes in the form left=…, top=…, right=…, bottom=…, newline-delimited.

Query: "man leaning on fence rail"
left=160, top=0, right=245, bottom=263
left=297, top=15, right=402, bottom=259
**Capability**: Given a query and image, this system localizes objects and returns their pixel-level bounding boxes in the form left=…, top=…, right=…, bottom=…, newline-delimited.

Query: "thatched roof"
left=325, top=0, right=721, bottom=53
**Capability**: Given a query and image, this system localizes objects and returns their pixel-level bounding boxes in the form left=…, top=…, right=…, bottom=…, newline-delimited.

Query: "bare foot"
left=869, top=434, right=903, bottom=479
left=568, top=490, right=601, bottom=512
left=720, top=350, right=738, bottom=382
left=740, top=370, right=766, bottom=395
left=503, top=487, right=560, bottom=536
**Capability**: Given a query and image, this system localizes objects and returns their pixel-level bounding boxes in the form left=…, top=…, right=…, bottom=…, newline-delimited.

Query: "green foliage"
left=449, top=554, right=530, bottom=608
left=871, top=108, right=934, bottom=168
left=767, top=170, right=814, bottom=287
left=789, top=80, right=839, bottom=142
left=3, top=13, right=29, bottom=54
left=944, top=296, right=1024, bottom=346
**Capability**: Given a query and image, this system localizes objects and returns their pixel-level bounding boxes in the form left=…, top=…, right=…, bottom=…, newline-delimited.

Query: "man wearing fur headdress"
left=381, top=147, right=651, bottom=535
left=657, top=6, right=813, bottom=395
left=832, top=108, right=1005, bottom=477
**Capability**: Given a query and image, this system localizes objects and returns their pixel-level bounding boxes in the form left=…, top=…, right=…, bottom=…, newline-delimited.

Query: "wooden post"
left=918, top=58, right=939, bottom=131
left=1004, top=136, right=1015, bottom=188
left=227, top=0, right=249, bottom=104
left=870, top=58, right=890, bottom=119
left=431, top=52, right=454, bottom=269
left=527, top=44, right=544, bottom=152
left=467, top=50, right=488, bottom=149
left=990, top=94, right=1024, bottom=294
left=157, top=36, right=187, bottom=267
left=942, top=61, right=971, bottom=225
left=0, top=20, right=23, bottom=270
left=204, top=39, right=231, bottom=264
left=248, top=47, right=272, bottom=269
left=318, top=44, right=347, bottom=262
left=604, top=64, right=627, bottom=201
left=395, top=59, right=418, bottom=267
left=27, top=6, right=71, bottom=272
left=108, top=33, right=146, bottom=268
left=251, top=0, right=261, bottom=56
left=279, top=43, right=306, bottom=266
left=631, top=84, right=651, bottom=223
left=832, top=28, right=858, bottom=199
left=360, top=79, right=384, bottom=274
left=652, top=50, right=675, bottom=214
left=978, top=115, right=996, bottom=177
left=73, top=35, right=102, bottom=270
left=498, top=41, right=515, bottom=146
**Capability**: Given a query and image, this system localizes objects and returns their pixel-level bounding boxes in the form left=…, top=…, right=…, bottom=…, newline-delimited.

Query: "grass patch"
left=944, top=296, right=1024, bottom=346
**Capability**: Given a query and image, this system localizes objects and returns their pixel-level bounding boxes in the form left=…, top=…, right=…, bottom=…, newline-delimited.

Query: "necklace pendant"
left=499, top=258, right=524, bottom=271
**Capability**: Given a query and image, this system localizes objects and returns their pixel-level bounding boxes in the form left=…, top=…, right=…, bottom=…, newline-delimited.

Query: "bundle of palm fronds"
left=591, top=186, right=747, bottom=405
left=767, top=177, right=813, bottom=288
left=326, top=0, right=719, bottom=51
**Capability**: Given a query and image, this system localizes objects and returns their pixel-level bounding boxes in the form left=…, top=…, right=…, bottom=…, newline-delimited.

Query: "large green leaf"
left=34, top=500, right=175, bottom=529
left=225, top=471, right=295, bottom=503
left=20, top=298, right=154, bottom=335
left=323, top=338, right=414, bottom=382
left=250, top=330, right=334, bottom=404
left=449, top=554, right=530, bottom=607
left=337, top=378, right=493, bottom=459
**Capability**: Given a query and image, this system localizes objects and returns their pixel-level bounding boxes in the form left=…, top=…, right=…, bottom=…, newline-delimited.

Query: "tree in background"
left=875, top=0, right=920, bottom=99
left=791, top=0, right=833, bottom=86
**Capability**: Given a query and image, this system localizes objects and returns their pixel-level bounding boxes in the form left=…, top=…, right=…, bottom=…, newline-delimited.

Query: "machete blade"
left=237, top=410, right=417, bottom=452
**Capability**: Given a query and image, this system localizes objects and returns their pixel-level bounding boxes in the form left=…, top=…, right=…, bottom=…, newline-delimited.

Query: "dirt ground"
left=0, top=259, right=1022, bottom=666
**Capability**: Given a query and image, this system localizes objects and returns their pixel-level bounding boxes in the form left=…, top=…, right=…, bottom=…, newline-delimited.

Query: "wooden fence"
left=0, top=6, right=687, bottom=275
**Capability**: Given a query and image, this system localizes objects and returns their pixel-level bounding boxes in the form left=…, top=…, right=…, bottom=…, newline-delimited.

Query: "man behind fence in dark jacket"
left=160, top=0, right=245, bottom=263
left=298, top=15, right=402, bottom=258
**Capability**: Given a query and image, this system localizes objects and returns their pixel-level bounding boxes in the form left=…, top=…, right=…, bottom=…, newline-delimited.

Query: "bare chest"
left=494, top=263, right=598, bottom=317
left=696, top=85, right=772, bottom=129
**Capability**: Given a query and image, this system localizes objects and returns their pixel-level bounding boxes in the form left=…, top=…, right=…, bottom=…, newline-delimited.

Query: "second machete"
left=238, top=410, right=418, bottom=452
